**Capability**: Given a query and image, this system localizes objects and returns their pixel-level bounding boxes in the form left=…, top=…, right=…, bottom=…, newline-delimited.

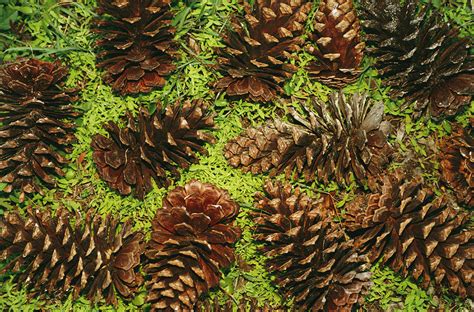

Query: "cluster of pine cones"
left=0, top=0, right=473, bottom=311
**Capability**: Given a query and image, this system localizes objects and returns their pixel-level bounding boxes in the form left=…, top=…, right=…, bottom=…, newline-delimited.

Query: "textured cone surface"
left=91, top=100, right=216, bottom=199
left=196, top=296, right=286, bottom=312
left=0, top=59, right=79, bottom=200
left=345, top=170, right=474, bottom=298
left=439, top=124, right=474, bottom=208
left=360, top=0, right=474, bottom=118
left=144, top=180, right=241, bottom=311
left=307, top=0, right=365, bottom=88
left=224, top=92, right=392, bottom=185
left=0, top=208, right=144, bottom=305
left=94, top=0, right=177, bottom=95
left=215, top=0, right=312, bottom=102
left=253, top=181, right=372, bottom=311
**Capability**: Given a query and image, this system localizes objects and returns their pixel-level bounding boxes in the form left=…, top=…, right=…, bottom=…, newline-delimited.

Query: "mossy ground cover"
left=0, top=0, right=473, bottom=311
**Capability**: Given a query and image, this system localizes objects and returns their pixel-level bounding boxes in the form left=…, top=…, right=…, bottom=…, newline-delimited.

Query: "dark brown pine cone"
left=254, top=180, right=372, bottom=311
left=94, top=0, right=177, bottom=95
left=0, top=58, right=79, bottom=201
left=144, top=180, right=241, bottom=311
left=91, top=100, right=216, bottom=199
left=224, top=92, right=392, bottom=185
left=307, top=0, right=365, bottom=88
left=0, top=208, right=144, bottom=305
left=439, top=124, right=473, bottom=208
left=360, top=0, right=474, bottom=119
left=214, top=0, right=312, bottom=102
left=345, top=170, right=474, bottom=298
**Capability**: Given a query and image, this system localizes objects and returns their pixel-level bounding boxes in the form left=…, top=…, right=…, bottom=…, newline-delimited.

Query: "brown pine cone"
left=224, top=92, right=392, bottom=185
left=93, top=0, right=177, bottom=95
left=360, top=0, right=474, bottom=119
left=254, top=180, right=372, bottom=311
left=0, top=59, right=79, bottom=201
left=307, top=0, right=365, bottom=88
left=345, top=170, right=474, bottom=298
left=214, top=0, right=312, bottom=102
left=439, top=124, right=473, bottom=208
left=0, top=208, right=144, bottom=305
left=144, top=180, right=241, bottom=311
left=91, top=100, right=216, bottom=199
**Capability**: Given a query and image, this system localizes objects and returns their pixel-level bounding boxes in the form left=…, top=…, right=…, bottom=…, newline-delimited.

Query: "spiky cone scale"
left=0, top=59, right=79, bottom=201
left=91, top=100, right=216, bottom=199
left=0, top=208, right=144, bottom=305
left=144, top=180, right=241, bottom=311
left=307, top=0, right=365, bottom=88
left=360, top=0, right=474, bottom=119
left=214, top=0, right=312, bottom=102
left=224, top=92, right=392, bottom=186
left=93, top=0, right=177, bottom=95
left=345, top=170, right=474, bottom=298
left=197, top=296, right=287, bottom=312
left=439, top=124, right=473, bottom=208
left=253, top=181, right=372, bottom=311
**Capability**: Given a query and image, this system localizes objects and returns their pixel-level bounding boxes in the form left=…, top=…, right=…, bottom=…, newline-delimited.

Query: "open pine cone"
left=224, top=92, right=392, bottom=185
left=360, top=0, right=474, bottom=118
left=0, top=59, right=79, bottom=201
left=94, top=0, right=177, bottom=95
left=144, top=180, right=241, bottom=311
left=345, top=170, right=473, bottom=298
left=91, top=100, right=216, bottom=199
left=0, top=208, right=144, bottom=305
left=214, top=0, right=312, bottom=102
left=439, top=124, right=473, bottom=208
left=307, top=0, right=365, bottom=88
left=254, top=181, right=372, bottom=311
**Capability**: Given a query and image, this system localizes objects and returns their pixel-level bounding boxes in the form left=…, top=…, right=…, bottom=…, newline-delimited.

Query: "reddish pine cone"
left=215, top=0, right=312, bottom=102
left=91, top=100, right=216, bottom=199
left=439, top=124, right=473, bottom=207
left=307, top=0, right=365, bottom=88
left=345, top=171, right=474, bottom=298
left=0, top=208, right=144, bottom=305
left=145, top=180, right=241, bottom=311
left=94, top=0, right=177, bottom=95
left=0, top=58, right=79, bottom=201
left=254, top=181, right=372, bottom=311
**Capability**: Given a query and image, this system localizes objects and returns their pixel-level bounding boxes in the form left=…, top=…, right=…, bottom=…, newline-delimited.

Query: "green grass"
left=0, top=0, right=473, bottom=311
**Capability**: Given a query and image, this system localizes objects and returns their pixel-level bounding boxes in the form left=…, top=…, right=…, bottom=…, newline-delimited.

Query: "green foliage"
left=366, top=264, right=436, bottom=311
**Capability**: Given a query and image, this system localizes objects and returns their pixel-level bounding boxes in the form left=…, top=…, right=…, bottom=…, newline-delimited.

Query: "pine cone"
left=360, top=0, right=474, bottom=118
left=0, top=59, right=79, bottom=201
left=224, top=92, right=392, bottom=185
left=345, top=171, right=474, bottom=298
left=91, top=100, right=216, bottom=199
left=144, top=180, right=241, bottom=311
left=94, top=0, right=177, bottom=95
left=214, top=0, right=312, bottom=102
left=0, top=208, right=144, bottom=305
left=253, top=181, right=372, bottom=311
left=439, top=124, right=473, bottom=208
left=307, top=0, right=365, bottom=88
left=197, top=296, right=286, bottom=312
